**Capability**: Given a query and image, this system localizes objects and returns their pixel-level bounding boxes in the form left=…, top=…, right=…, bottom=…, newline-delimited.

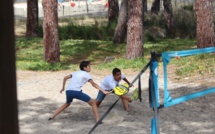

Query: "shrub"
left=144, top=9, right=197, bottom=38
left=145, top=30, right=157, bottom=42
left=38, top=11, right=213, bottom=40
left=38, top=21, right=116, bottom=41
left=173, top=9, right=196, bottom=38
left=182, top=5, right=194, bottom=11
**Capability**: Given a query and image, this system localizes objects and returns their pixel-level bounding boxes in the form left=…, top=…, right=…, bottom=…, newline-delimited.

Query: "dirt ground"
left=17, top=68, right=215, bottom=134
left=15, top=16, right=215, bottom=134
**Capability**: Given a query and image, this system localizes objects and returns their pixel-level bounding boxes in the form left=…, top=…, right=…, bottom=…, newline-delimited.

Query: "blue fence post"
left=150, top=52, right=160, bottom=108
left=162, top=53, right=172, bottom=104
left=149, top=51, right=160, bottom=134
left=151, top=118, right=156, bottom=134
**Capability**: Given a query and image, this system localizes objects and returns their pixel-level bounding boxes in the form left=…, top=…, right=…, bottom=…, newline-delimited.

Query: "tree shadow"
left=60, top=40, right=123, bottom=65
left=18, top=83, right=215, bottom=134
left=156, top=84, right=215, bottom=133
left=18, top=95, right=150, bottom=134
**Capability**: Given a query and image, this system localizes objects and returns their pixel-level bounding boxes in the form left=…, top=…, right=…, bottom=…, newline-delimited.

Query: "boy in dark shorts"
left=96, top=68, right=132, bottom=111
left=49, top=61, right=109, bottom=122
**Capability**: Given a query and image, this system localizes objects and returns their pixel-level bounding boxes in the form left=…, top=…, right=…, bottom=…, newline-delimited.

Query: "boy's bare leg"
left=96, top=100, right=103, bottom=107
left=88, top=99, right=99, bottom=122
left=120, top=97, right=129, bottom=111
left=120, top=95, right=132, bottom=102
left=50, top=103, right=70, bottom=119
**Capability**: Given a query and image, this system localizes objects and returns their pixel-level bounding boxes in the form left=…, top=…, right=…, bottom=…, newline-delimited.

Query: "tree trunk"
left=163, top=0, right=174, bottom=31
left=108, top=0, right=119, bottom=24
left=113, top=0, right=128, bottom=44
left=26, top=0, right=38, bottom=37
left=196, top=0, right=215, bottom=48
left=151, top=0, right=160, bottom=14
left=126, top=0, right=144, bottom=59
left=86, top=0, right=89, bottom=13
left=0, top=0, right=19, bottom=134
left=42, top=0, right=60, bottom=63
left=144, top=0, right=147, bottom=12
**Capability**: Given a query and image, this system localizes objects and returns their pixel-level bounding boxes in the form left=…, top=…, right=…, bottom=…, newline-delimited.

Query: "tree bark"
left=26, top=0, right=38, bottom=37
left=0, top=0, right=19, bottom=134
left=108, top=0, right=119, bottom=24
left=196, top=0, right=215, bottom=48
left=144, top=0, right=147, bottom=12
left=126, top=0, right=144, bottom=59
left=163, top=0, right=173, bottom=29
left=42, top=0, right=60, bottom=63
left=113, top=0, right=128, bottom=44
left=151, top=0, right=160, bottom=14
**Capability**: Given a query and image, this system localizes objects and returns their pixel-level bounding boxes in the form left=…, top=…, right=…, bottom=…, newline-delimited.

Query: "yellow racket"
left=112, top=83, right=129, bottom=96
left=131, top=88, right=139, bottom=100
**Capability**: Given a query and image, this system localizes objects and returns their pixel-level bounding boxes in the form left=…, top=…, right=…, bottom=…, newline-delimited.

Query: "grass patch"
left=38, top=21, right=116, bottom=41
left=95, top=58, right=148, bottom=70
left=16, top=38, right=125, bottom=71
left=16, top=37, right=198, bottom=71
left=16, top=37, right=70, bottom=71
left=173, top=53, right=215, bottom=77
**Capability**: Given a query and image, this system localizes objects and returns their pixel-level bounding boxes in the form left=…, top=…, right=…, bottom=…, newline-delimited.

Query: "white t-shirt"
left=100, top=74, right=125, bottom=91
left=66, top=70, right=92, bottom=91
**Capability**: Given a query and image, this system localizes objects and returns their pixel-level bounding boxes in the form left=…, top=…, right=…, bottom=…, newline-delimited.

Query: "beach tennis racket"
left=132, top=76, right=142, bottom=101
left=132, top=88, right=139, bottom=100
left=111, top=83, right=130, bottom=96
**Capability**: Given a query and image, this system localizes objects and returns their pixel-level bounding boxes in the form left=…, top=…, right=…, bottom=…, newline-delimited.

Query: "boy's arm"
left=60, top=75, right=72, bottom=93
left=88, top=80, right=110, bottom=95
left=123, top=77, right=131, bottom=86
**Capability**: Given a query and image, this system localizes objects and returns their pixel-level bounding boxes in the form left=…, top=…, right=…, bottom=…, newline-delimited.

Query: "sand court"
left=17, top=70, right=215, bottom=134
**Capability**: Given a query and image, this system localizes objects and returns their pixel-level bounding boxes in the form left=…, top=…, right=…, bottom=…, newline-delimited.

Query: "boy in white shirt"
left=49, top=61, right=109, bottom=122
left=96, top=68, right=132, bottom=111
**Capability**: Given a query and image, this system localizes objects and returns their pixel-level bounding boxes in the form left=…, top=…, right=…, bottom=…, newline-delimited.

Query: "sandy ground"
left=17, top=68, right=215, bottom=134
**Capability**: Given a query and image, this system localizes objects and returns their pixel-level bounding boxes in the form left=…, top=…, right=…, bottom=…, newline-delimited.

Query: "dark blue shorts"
left=96, top=90, right=108, bottom=101
left=66, top=90, right=91, bottom=104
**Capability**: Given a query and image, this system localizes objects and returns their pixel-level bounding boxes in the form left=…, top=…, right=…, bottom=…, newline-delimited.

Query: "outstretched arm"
left=89, top=79, right=110, bottom=95
left=123, top=77, right=131, bottom=86
left=60, top=75, right=72, bottom=93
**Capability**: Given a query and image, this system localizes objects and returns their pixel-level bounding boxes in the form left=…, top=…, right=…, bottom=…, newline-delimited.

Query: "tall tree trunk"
left=0, top=0, right=19, bottom=134
left=86, top=0, right=89, bottom=13
left=42, top=0, right=60, bottom=63
left=151, top=0, right=160, bottom=14
left=108, top=0, right=119, bottom=24
left=144, top=0, right=147, bottom=12
left=26, top=0, right=38, bottom=37
left=126, top=0, right=144, bottom=59
left=163, top=0, right=174, bottom=35
left=113, top=0, right=128, bottom=44
left=196, top=0, right=215, bottom=48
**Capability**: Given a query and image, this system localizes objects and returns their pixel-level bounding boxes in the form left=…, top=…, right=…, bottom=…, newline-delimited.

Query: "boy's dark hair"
left=80, top=61, right=90, bottom=70
left=112, top=68, right=121, bottom=75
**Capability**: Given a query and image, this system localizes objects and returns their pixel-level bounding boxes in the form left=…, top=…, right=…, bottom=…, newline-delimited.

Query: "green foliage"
left=214, top=16, right=215, bottom=31
left=16, top=37, right=69, bottom=71
left=17, top=61, right=69, bottom=71
left=182, top=5, right=194, bottom=11
left=144, top=14, right=162, bottom=33
left=144, top=13, right=165, bottom=28
left=144, top=9, right=197, bottom=38
left=145, top=30, right=157, bottom=42
left=173, top=9, right=196, bottom=38
left=16, top=38, right=197, bottom=71
left=144, top=39, right=197, bottom=56
left=95, top=58, right=148, bottom=70
left=38, top=21, right=116, bottom=41
left=59, top=39, right=125, bottom=63
left=16, top=38, right=125, bottom=71
left=174, top=54, right=215, bottom=77
left=38, top=10, right=205, bottom=41
left=38, top=25, right=43, bottom=37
